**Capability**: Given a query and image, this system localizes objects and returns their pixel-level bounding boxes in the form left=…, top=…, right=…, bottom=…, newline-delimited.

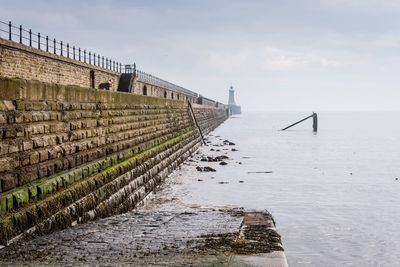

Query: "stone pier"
left=0, top=77, right=227, bottom=245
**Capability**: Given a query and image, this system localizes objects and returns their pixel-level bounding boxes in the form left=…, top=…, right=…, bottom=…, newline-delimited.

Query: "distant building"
left=228, top=85, right=242, bottom=115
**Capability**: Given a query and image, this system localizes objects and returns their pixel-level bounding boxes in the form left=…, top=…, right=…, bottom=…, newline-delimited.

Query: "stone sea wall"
left=0, top=77, right=228, bottom=244
left=0, top=38, right=226, bottom=107
left=0, top=38, right=120, bottom=90
left=132, top=79, right=198, bottom=104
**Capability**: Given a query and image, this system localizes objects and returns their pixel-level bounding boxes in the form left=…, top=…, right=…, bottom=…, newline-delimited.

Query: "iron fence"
left=0, top=20, right=198, bottom=98
left=0, top=20, right=124, bottom=72
left=134, top=69, right=198, bottom=97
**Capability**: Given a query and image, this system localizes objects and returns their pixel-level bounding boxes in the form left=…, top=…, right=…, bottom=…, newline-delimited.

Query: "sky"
left=1, top=0, right=400, bottom=112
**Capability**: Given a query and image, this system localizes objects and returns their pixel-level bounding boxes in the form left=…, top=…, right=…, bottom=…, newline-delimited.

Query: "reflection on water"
left=170, top=112, right=400, bottom=267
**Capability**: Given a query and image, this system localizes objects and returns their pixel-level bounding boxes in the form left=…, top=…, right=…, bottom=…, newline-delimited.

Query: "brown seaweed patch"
left=192, top=211, right=284, bottom=255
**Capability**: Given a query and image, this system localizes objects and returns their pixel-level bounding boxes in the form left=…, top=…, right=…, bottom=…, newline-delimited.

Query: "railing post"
left=73, top=46, right=75, bottom=59
left=98, top=55, right=100, bottom=67
left=84, top=50, right=86, bottom=63
left=53, top=38, right=56, bottom=54
left=93, top=53, right=96, bottom=65
left=102, top=56, right=104, bottom=68
left=60, top=41, right=63, bottom=56
left=29, top=29, right=32, bottom=46
left=8, top=21, right=11, bottom=40
left=106, top=58, right=108, bottom=69
left=46, top=36, right=49, bottom=52
left=38, top=33, right=41, bottom=50
left=89, top=51, right=91, bottom=64
left=19, top=25, right=22, bottom=44
left=79, top=48, right=81, bottom=61
left=67, top=43, right=69, bottom=58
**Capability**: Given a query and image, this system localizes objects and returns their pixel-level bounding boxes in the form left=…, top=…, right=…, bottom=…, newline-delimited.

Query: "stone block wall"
left=0, top=77, right=228, bottom=244
left=133, top=79, right=198, bottom=103
left=0, top=38, right=120, bottom=90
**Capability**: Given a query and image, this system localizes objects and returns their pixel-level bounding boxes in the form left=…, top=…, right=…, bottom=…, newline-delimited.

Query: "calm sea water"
left=170, top=112, right=400, bottom=267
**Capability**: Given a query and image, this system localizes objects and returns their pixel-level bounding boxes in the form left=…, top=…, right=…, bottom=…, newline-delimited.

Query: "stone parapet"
left=0, top=38, right=120, bottom=90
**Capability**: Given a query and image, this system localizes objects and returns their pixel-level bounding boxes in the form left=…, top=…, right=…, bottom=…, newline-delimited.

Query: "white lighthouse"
left=227, top=85, right=241, bottom=115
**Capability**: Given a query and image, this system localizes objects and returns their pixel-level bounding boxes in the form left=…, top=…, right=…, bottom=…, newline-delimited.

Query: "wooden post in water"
left=312, top=112, right=318, bottom=132
left=281, top=112, right=318, bottom=132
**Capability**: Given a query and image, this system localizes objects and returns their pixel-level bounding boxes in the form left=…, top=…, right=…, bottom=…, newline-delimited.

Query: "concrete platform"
left=0, top=204, right=287, bottom=266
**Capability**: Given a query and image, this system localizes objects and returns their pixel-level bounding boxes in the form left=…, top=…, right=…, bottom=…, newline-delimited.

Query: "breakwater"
left=0, top=76, right=228, bottom=245
left=0, top=26, right=230, bottom=245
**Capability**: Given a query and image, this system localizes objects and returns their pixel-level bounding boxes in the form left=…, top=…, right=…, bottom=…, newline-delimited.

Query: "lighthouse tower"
left=228, top=86, right=237, bottom=106
left=227, top=85, right=241, bottom=115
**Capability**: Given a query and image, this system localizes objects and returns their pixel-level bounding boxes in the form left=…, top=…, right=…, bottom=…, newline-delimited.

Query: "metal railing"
left=123, top=64, right=197, bottom=97
left=0, top=20, right=123, bottom=72
left=135, top=69, right=198, bottom=97
left=0, top=20, right=209, bottom=100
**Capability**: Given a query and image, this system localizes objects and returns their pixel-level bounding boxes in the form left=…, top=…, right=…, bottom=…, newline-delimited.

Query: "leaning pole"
left=281, top=112, right=318, bottom=132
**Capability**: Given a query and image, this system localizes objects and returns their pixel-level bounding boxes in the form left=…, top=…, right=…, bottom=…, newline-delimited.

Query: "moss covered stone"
left=0, top=196, right=7, bottom=214
left=12, top=190, right=29, bottom=209
left=37, top=179, right=57, bottom=197
left=28, top=185, right=38, bottom=199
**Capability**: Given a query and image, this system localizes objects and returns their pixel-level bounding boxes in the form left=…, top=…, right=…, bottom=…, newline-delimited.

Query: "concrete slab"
left=229, top=252, right=289, bottom=267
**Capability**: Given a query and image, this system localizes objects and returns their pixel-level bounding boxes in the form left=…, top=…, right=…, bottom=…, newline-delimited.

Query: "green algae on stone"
left=0, top=216, right=13, bottom=242
left=12, top=190, right=29, bottom=209
left=0, top=125, right=200, bottom=244
left=0, top=197, right=7, bottom=214
left=28, top=185, right=38, bottom=200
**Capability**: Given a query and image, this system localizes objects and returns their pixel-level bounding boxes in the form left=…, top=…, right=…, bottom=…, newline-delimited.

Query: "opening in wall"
left=143, top=85, right=148, bottom=96
left=164, top=91, right=167, bottom=98
left=90, top=70, right=95, bottom=88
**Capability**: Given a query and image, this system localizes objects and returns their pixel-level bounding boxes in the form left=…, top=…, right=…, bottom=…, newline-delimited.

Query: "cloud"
left=1, top=0, right=400, bottom=111
left=370, top=34, right=400, bottom=48
left=260, top=46, right=342, bottom=70
left=205, top=44, right=341, bottom=73
left=316, top=0, right=400, bottom=10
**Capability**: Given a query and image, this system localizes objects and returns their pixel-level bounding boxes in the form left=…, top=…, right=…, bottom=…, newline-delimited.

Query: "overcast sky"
left=1, top=0, right=400, bottom=111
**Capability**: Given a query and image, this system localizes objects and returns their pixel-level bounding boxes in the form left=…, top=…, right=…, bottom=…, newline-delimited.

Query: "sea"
left=169, top=112, right=400, bottom=267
